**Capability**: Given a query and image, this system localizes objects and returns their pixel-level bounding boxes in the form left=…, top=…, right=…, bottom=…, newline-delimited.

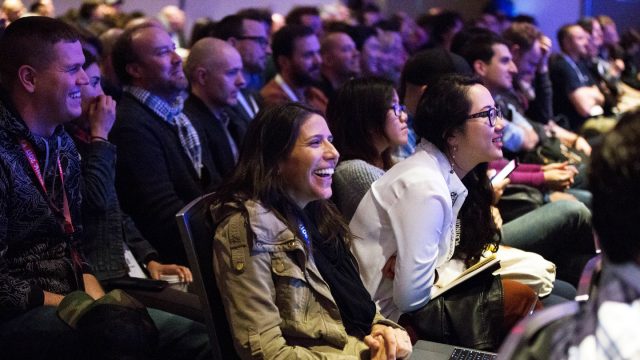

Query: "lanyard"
left=562, top=54, right=590, bottom=84
left=19, top=138, right=74, bottom=235
left=274, top=74, right=300, bottom=102
left=237, top=91, right=259, bottom=119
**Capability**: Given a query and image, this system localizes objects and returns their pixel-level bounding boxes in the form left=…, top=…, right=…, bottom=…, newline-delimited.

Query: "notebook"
left=412, top=340, right=497, bottom=360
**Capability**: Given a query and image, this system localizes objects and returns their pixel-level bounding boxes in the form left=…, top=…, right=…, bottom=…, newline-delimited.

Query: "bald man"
left=184, top=38, right=247, bottom=176
left=319, top=31, right=360, bottom=100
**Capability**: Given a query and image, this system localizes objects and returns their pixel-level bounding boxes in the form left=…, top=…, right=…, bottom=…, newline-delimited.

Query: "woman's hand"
left=366, top=324, right=413, bottom=359
left=543, top=169, right=574, bottom=190
left=146, top=260, right=193, bottom=283
left=88, top=94, right=116, bottom=140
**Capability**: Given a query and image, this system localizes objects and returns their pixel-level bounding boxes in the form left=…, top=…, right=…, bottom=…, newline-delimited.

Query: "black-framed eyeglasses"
left=467, top=106, right=501, bottom=127
left=236, top=36, right=269, bottom=48
left=389, top=104, right=407, bottom=117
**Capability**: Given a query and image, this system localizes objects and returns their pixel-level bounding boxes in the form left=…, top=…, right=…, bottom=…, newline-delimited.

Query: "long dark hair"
left=327, top=77, right=396, bottom=170
left=212, top=102, right=353, bottom=248
left=415, top=74, right=500, bottom=265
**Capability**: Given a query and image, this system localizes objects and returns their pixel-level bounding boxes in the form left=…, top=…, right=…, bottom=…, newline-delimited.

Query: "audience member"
left=348, top=25, right=385, bottom=78
left=184, top=38, right=246, bottom=177
left=285, top=5, right=323, bottom=37
left=29, top=0, right=55, bottom=17
left=425, top=10, right=463, bottom=50
left=214, top=14, right=271, bottom=117
left=349, top=76, right=546, bottom=338
left=0, top=16, right=207, bottom=360
left=329, top=77, right=408, bottom=220
left=109, top=23, right=220, bottom=265
left=68, top=48, right=195, bottom=288
left=97, top=27, right=124, bottom=100
left=376, top=22, right=409, bottom=86
left=0, top=16, right=100, bottom=358
left=319, top=30, right=360, bottom=100
left=549, top=24, right=606, bottom=131
left=211, top=102, right=412, bottom=359
left=398, top=48, right=472, bottom=158
left=158, top=5, right=188, bottom=49
left=66, top=46, right=210, bottom=360
left=501, top=109, right=640, bottom=358
left=260, top=24, right=328, bottom=113
left=1, top=0, right=24, bottom=23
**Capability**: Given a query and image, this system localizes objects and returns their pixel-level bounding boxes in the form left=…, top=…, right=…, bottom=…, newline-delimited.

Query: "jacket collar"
left=416, top=139, right=468, bottom=208
left=0, top=90, right=65, bottom=152
left=244, top=199, right=299, bottom=246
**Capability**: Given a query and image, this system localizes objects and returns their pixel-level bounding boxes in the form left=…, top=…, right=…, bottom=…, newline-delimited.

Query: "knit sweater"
left=332, top=159, right=385, bottom=221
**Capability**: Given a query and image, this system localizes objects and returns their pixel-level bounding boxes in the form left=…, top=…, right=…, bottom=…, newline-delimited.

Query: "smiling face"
left=450, top=84, right=503, bottom=173
left=477, top=43, right=517, bottom=93
left=564, top=25, right=590, bottom=59
left=288, top=34, right=322, bottom=86
left=513, top=39, right=542, bottom=83
left=34, top=40, right=88, bottom=125
left=80, top=62, right=104, bottom=122
left=383, top=91, right=409, bottom=147
left=323, top=32, right=360, bottom=77
left=129, top=26, right=188, bottom=101
left=279, top=114, right=339, bottom=208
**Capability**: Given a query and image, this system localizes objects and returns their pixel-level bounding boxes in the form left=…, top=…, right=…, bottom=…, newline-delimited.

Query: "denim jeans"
left=502, top=200, right=595, bottom=286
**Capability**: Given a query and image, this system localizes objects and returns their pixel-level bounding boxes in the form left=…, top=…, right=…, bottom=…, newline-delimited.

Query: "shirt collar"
left=124, top=86, right=184, bottom=123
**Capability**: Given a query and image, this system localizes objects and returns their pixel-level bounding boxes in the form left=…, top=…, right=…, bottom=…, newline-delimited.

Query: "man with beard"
left=319, top=30, right=360, bottom=100
left=109, top=23, right=220, bottom=265
left=260, top=24, right=328, bottom=114
left=549, top=24, right=606, bottom=131
left=214, top=14, right=271, bottom=121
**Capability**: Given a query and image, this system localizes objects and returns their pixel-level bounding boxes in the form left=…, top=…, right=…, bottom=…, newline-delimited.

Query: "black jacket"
left=110, top=93, right=220, bottom=265
left=0, top=94, right=90, bottom=321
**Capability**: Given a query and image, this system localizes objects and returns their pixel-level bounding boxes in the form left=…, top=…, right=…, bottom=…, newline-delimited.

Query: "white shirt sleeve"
left=386, top=181, right=449, bottom=313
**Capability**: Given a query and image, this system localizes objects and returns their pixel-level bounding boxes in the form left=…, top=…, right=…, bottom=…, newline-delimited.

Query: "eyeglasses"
left=467, top=106, right=501, bottom=127
left=236, top=36, right=269, bottom=48
left=389, top=104, right=407, bottom=117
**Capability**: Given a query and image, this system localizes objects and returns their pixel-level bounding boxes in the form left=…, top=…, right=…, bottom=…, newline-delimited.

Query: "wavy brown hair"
left=211, top=102, right=353, bottom=249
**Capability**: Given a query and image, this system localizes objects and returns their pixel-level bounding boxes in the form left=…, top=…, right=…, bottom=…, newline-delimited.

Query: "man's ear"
left=17, top=65, right=37, bottom=93
left=277, top=55, right=290, bottom=73
left=125, top=62, right=142, bottom=81
left=195, top=66, right=208, bottom=85
left=510, top=44, right=521, bottom=59
left=473, top=59, right=488, bottom=77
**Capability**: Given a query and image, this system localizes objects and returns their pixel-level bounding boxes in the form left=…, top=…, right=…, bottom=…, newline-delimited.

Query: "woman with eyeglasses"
left=328, top=77, right=408, bottom=221
left=349, top=75, right=553, bottom=347
left=210, top=103, right=412, bottom=359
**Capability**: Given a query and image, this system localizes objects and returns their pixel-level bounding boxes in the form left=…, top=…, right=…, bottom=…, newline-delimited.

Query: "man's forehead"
left=294, top=35, right=319, bottom=52
left=242, top=19, right=265, bottom=35
left=52, top=40, right=85, bottom=63
left=132, top=26, right=172, bottom=47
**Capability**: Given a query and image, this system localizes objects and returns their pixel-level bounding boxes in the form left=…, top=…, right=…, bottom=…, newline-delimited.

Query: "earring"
left=449, top=145, right=457, bottom=174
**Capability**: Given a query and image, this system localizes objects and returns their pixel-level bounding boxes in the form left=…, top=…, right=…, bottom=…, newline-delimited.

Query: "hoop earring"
left=449, top=145, right=458, bottom=174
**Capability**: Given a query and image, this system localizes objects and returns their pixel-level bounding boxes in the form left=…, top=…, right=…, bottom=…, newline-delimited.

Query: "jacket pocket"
left=270, top=253, right=310, bottom=324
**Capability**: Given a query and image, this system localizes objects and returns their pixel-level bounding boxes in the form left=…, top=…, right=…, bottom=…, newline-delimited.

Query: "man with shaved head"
left=319, top=31, right=360, bottom=100
left=184, top=38, right=247, bottom=176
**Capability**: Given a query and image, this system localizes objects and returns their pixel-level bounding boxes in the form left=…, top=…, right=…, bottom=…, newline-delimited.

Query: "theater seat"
left=176, top=193, right=239, bottom=360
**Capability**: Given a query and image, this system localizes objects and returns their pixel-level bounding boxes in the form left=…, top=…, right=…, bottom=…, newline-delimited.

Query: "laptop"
left=412, top=340, right=497, bottom=360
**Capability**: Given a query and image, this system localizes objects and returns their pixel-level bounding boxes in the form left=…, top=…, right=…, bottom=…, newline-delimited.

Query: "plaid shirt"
left=124, top=86, right=202, bottom=177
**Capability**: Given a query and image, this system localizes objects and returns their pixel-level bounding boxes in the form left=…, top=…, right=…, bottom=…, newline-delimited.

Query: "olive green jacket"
left=213, top=200, right=398, bottom=359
